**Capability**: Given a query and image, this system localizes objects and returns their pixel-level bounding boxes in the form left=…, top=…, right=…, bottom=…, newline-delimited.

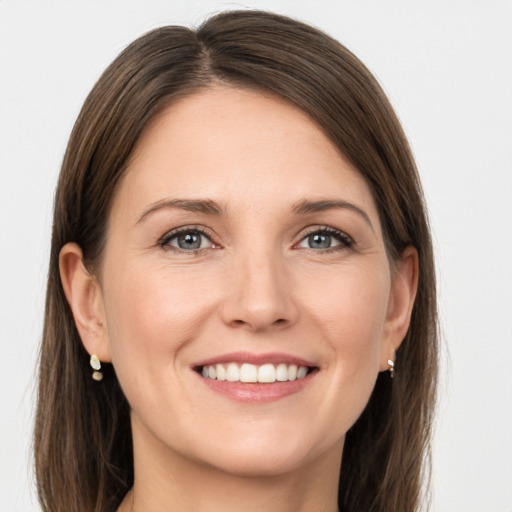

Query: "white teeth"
left=276, top=363, right=289, bottom=382
left=240, top=363, right=258, bottom=383
left=297, top=366, right=308, bottom=379
left=258, top=364, right=276, bottom=383
left=216, top=364, right=226, bottom=381
left=202, top=363, right=310, bottom=383
left=226, top=363, right=239, bottom=382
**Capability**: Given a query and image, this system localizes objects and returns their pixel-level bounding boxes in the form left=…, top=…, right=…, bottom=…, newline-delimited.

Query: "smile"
left=200, top=362, right=311, bottom=383
left=193, top=352, right=318, bottom=403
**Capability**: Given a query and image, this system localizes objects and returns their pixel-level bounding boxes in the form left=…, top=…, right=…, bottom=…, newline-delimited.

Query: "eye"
left=297, top=227, right=353, bottom=251
left=159, top=227, right=216, bottom=252
left=172, top=232, right=207, bottom=250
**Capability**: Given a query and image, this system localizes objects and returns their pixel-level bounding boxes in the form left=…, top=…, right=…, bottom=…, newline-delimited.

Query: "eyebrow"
left=136, top=197, right=374, bottom=232
left=136, top=198, right=226, bottom=224
left=291, top=199, right=374, bottom=232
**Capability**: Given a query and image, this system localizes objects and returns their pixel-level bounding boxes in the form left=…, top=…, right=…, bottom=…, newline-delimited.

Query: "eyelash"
left=158, top=226, right=217, bottom=256
left=296, top=226, right=355, bottom=253
left=158, top=225, right=355, bottom=255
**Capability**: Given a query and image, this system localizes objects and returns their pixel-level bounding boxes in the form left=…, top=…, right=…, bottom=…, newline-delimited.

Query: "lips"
left=193, top=352, right=318, bottom=402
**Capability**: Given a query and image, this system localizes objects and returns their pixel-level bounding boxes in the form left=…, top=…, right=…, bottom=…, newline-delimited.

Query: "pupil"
left=309, top=233, right=331, bottom=249
left=178, top=233, right=201, bottom=250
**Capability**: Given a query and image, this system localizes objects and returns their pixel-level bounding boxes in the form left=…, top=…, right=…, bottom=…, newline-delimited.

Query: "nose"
left=219, top=248, right=299, bottom=332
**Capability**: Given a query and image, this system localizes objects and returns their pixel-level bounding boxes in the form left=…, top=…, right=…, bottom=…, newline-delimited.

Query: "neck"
left=118, top=419, right=342, bottom=512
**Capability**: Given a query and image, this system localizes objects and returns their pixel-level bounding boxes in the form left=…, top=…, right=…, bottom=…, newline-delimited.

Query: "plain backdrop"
left=1, top=1, right=511, bottom=511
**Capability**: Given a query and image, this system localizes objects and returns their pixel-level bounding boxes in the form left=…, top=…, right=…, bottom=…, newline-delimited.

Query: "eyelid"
left=157, top=224, right=354, bottom=253
left=158, top=225, right=220, bottom=251
left=294, top=225, right=355, bottom=250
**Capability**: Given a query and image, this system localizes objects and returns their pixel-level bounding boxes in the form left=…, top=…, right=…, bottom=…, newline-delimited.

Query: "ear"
left=379, top=246, right=419, bottom=371
left=59, top=242, right=112, bottom=363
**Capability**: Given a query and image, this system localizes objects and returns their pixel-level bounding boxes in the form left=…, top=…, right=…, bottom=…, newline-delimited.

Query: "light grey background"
left=1, top=1, right=511, bottom=511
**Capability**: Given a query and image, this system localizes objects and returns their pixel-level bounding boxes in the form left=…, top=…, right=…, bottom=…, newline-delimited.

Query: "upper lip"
left=193, top=351, right=317, bottom=368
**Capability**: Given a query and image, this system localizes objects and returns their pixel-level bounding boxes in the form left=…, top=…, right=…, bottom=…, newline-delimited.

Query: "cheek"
left=100, top=261, right=218, bottom=393
left=105, top=258, right=212, bottom=334
left=305, top=261, right=390, bottom=351
left=303, top=262, right=390, bottom=412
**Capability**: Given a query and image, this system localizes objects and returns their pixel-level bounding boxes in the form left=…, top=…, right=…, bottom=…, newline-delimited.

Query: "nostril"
left=229, top=318, right=287, bottom=328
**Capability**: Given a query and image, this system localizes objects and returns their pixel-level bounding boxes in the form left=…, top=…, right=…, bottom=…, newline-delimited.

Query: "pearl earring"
left=90, top=354, right=103, bottom=381
left=387, top=359, right=395, bottom=379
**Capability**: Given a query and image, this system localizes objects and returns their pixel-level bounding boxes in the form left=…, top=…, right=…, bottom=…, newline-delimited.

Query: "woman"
left=34, top=10, right=438, bottom=512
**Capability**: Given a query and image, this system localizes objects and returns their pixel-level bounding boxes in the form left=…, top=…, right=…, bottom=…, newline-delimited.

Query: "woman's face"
left=90, top=87, right=411, bottom=476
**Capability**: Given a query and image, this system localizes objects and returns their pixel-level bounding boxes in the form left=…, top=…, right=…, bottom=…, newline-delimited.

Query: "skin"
left=60, top=87, right=418, bottom=512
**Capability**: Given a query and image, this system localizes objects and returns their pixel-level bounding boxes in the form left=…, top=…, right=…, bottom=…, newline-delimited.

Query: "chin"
left=187, top=426, right=334, bottom=478
left=201, top=447, right=310, bottom=478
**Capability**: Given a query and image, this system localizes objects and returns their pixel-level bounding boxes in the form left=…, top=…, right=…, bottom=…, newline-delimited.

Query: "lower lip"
left=198, top=372, right=316, bottom=403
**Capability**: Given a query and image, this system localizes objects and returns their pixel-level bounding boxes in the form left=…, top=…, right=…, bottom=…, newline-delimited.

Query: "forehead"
left=114, top=86, right=379, bottom=223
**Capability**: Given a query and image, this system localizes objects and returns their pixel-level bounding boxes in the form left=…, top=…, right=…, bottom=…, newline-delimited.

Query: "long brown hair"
left=35, top=10, right=437, bottom=512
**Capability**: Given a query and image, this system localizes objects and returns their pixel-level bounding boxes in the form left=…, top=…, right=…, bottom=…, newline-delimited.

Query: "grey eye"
left=169, top=231, right=210, bottom=250
left=297, top=229, right=350, bottom=251
left=178, top=233, right=202, bottom=249
left=306, top=233, right=337, bottom=249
